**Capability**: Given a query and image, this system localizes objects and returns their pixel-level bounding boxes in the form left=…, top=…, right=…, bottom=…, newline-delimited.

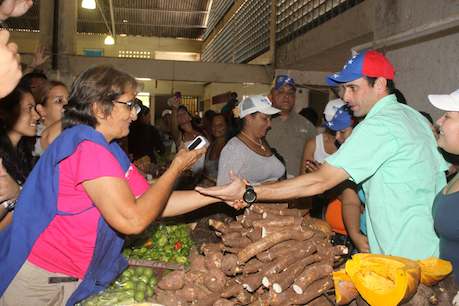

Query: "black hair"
left=177, top=105, right=205, bottom=136
left=393, top=88, right=408, bottom=105
left=62, top=66, right=138, bottom=129
left=365, top=76, right=396, bottom=95
left=19, top=70, right=48, bottom=90
left=137, top=101, right=150, bottom=118
left=203, top=109, right=216, bottom=122
left=419, top=111, right=434, bottom=125
left=299, top=107, right=319, bottom=126
left=0, top=86, right=35, bottom=183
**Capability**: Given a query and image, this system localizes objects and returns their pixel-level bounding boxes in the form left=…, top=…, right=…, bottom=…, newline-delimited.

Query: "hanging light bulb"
left=104, top=35, right=115, bottom=45
left=82, top=0, right=96, bottom=10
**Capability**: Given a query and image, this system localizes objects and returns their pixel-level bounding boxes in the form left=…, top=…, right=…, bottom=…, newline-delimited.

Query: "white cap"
left=323, top=98, right=346, bottom=121
left=161, top=109, right=172, bottom=117
left=428, top=89, right=459, bottom=111
left=238, top=95, right=280, bottom=118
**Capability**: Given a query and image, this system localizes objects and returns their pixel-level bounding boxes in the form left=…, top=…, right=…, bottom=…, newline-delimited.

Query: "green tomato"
left=121, top=268, right=133, bottom=278
left=175, top=255, right=188, bottom=265
left=145, top=286, right=154, bottom=298
left=136, top=281, right=147, bottom=292
left=138, top=275, right=150, bottom=284
left=135, top=266, right=146, bottom=276
left=143, top=268, right=154, bottom=278
left=157, top=235, right=168, bottom=247
left=134, top=290, right=145, bottom=302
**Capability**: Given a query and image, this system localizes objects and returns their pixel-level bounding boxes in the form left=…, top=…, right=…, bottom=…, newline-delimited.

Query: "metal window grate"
left=203, top=0, right=235, bottom=40
left=202, top=0, right=270, bottom=64
left=276, top=0, right=364, bottom=46
left=202, top=15, right=236, bottom=63
left=234, top=0, right=270, bottom=63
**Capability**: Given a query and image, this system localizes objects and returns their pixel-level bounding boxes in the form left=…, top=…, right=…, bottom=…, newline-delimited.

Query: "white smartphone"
left=187, top=136, right=207, bottom=150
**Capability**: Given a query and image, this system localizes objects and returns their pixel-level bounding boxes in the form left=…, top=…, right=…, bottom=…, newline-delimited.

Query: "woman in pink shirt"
left=0, top=66, right=240, bottom=306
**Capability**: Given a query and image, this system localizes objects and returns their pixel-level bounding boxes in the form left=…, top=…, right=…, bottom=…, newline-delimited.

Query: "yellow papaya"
left=345, top=254, right=420, bottom=306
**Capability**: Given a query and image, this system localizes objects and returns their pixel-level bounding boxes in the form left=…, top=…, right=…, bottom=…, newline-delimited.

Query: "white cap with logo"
left=238, top=95, right=280, bottom=118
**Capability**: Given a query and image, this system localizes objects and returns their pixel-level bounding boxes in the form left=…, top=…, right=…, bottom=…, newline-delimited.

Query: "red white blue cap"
left=326, top=50, right=395, bottom=86
left=323, top=99, right=352, bottom=131
left=273, top=75, right=296, bottom=90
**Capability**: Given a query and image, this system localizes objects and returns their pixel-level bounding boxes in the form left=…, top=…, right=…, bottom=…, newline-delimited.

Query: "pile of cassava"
left=153, top=203, right=348, bottom=306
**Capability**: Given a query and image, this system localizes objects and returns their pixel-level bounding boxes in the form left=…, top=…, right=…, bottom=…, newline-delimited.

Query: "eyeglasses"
left=113, top=100, right=141, bottom=115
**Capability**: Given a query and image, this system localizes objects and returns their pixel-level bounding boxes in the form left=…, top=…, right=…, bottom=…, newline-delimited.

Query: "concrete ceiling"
left=5, top=0, right=214, bottom=40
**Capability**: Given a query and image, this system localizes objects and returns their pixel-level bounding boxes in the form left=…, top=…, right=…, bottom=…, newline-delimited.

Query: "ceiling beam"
left=64, top=55, right=273, bottom=84
left=113, top=7, right=209, bottom=14
left=78, top=20, right=207, bottom=29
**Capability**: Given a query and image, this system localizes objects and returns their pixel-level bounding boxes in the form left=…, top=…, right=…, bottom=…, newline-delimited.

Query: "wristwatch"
left=243, top=184, right=257, bottom=205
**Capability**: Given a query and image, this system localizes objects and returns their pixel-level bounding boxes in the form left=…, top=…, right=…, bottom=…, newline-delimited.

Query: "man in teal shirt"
left=197, top=50, right=447, bottom=260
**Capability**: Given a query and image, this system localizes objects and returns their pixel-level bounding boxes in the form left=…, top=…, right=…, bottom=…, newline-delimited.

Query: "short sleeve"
left=127, top=165, right=149, bottom=197
left=325, top=118, right=398, bottom=184
left=217, top=140, right=246, bottom=186
left=68, top=141, right=125, bottom=185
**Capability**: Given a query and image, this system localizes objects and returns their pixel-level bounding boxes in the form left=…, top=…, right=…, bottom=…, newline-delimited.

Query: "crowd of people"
left=0, top=1, right=458, bottom=305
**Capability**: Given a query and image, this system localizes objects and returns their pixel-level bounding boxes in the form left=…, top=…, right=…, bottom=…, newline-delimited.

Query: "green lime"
left=143, top=268, right=154, bottom=278
left=121, top=269, right=132, bottom=278
left=135, top=266, right=145, bottom=276
left=134, top=290, right=145, bottom=302
left=145, top=286, right=154, bottom=297
left=136, top=281, right=147, bottom=292
left=138, top=275, right=150, bottom=284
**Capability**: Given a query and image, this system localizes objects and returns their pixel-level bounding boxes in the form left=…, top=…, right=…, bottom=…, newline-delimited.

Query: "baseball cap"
left=238, top=95, right=280, bottom=118
left=326, top=50, right=395, bottom=86
left=273, top=75, right=296, bottom=91
left=161, top=109, right=172, bottom=117
left=428, top=89, right=459, bottom=111
left=323, top=99, right=352, bottom=131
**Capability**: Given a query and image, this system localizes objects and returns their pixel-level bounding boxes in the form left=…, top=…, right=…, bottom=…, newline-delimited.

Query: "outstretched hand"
left=30, top=44, right=49, bottom=68
left=170, top=147, right=206, bottom=173
left=195, top=171, right=246, bottom=203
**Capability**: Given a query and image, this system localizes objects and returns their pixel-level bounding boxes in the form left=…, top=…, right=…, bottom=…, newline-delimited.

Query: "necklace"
left=240, top=131, right=266, bottom=151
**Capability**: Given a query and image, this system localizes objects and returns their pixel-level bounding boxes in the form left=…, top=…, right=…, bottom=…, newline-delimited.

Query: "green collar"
left=366, top=94, right=397, bottom=119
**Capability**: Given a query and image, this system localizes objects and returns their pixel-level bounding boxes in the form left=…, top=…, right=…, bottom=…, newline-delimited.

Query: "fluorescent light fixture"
left=82, top=0, right=96, bottom=9
left=135, top=78, right=152, bottom=81
left=104, top=35, right=115, bottom=45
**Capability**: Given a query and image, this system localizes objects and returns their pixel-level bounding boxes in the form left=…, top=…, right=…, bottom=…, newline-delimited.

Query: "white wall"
left=372, top=0, right=459, bottom=120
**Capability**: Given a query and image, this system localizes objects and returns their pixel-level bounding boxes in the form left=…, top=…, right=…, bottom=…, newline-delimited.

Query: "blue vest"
left=0, top=125, right=130, bottom=305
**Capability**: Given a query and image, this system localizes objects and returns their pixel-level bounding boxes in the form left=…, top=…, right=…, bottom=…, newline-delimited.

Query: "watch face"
left=243, top=189, right=257, bottom=204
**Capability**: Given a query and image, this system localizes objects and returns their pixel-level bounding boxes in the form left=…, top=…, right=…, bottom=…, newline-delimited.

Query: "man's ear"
left=375, top=77, right=388, bottom=94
